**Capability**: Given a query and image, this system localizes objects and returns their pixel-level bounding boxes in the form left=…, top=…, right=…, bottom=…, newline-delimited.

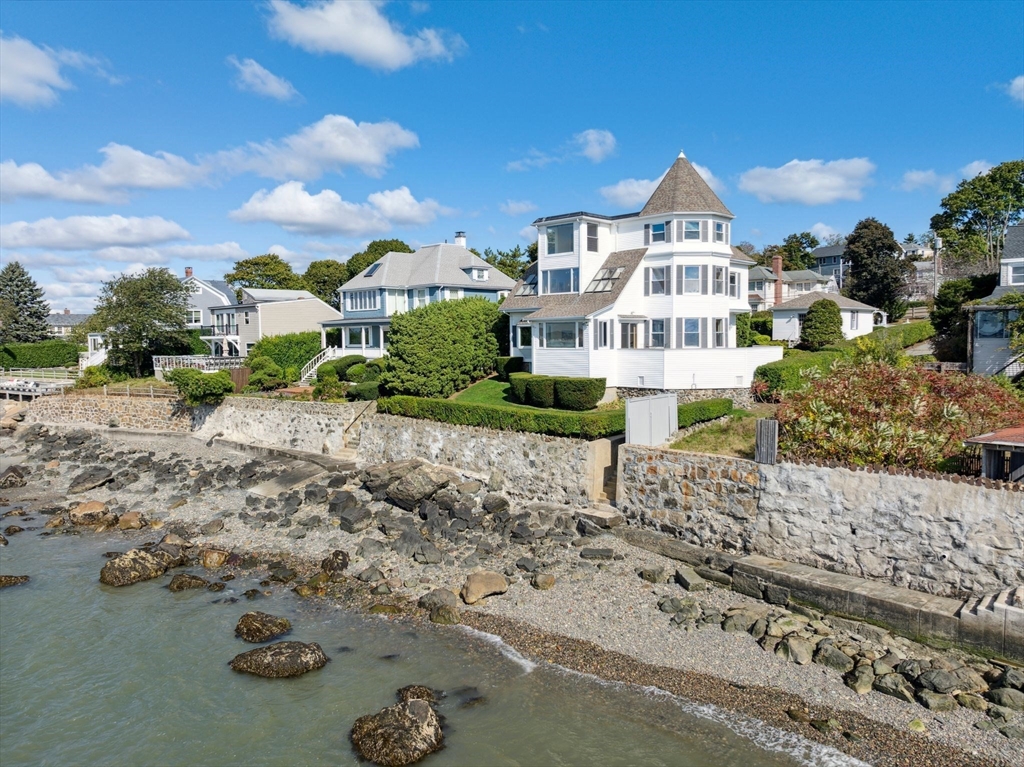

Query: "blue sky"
left=1, top=0, right=1022, bottom=312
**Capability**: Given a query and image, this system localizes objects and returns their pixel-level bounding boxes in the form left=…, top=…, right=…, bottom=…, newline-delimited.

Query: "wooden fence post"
left=755, top=418, right=779, bottom=465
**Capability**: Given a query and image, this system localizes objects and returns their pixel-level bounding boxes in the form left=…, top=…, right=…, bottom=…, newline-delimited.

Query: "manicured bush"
left=345, top=363, right=368, bottom=383
left=247, top=356, right=287, bottom=391
left=283, top=366, right=299, bottom=384
left=750, top=311, right=773, bottom=336
left=678, top=398, right=732, bottom=428
left=871, top=320, right=935, bottom=348
left=165, top=368, right=235, bottom=406
left=316, top=363, right=339, bottom=382
left=554, top=377, right=606, bottom=411
left=0, top=339, right=80, bottom=369
left=245, top=331, right=322, bottom=372
left=509, top=372, right=532, bottom=403
left=525, top=375, right=556, bottom=408
left=348, top=381, right=380, bottom=401
left=495, top=356, right=524, bottom=381
left=313, top=365, right=347, bottom=401
left=361, top=364, right=381, bottom=382
left=380, top=297, right=501, bottom=398
left=334, top=354, right=366, bottom=378
left=736, top=313, right=753, bottom=348
left=800, top=299, right=844, bottom=350
left=753, top=351, right=844, bottom=400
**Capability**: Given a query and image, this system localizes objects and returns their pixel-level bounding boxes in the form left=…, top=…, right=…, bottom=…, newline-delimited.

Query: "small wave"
left=459, top=627, right=537, bottom=673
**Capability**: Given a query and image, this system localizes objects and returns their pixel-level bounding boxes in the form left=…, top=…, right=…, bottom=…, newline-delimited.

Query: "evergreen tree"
left=0, top=261, right=51, bottom=342
left=800, top=299, right=843, bottom=350
left=844, top=218, right=913, bottom=321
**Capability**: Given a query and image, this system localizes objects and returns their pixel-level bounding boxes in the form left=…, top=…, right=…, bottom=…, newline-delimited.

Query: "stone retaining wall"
left=616, top=387, right=754, bottom=408
left=359, top=413, right=593, bottom=506
left=193, top=397, right=374, bottom=456
left=618, top=445, right=1024, bottom=598
left=24, top=394, right=193, bottom=432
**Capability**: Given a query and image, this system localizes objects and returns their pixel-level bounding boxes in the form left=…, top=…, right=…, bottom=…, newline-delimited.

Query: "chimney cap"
left=64, top=308, right=71, bottom=314
left=184, top=266, right=193, bottom=278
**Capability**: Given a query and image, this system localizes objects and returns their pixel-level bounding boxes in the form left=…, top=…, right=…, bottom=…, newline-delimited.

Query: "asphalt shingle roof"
left=45, top=313, right=91, bottom=327
left=748, top=266, right=831, bottom=283
left=640, top=153, right=732, bottom=217
left=772, top=293, right=878, bottom=312
left=812, top=244, right=846, bottom=259
left=341, top=243, right=517, bottom=291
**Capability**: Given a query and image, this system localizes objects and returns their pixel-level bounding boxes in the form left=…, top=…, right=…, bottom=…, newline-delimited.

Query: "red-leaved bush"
left=777, top=362, right=1024, bottom=469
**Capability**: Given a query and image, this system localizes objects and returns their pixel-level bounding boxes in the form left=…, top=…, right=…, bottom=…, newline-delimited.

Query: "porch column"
left=320, top=327, right=327, bottom=349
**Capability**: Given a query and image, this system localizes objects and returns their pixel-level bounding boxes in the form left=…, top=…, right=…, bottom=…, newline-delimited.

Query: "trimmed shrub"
left=247, top=356, right=287, bottom=391
left=348, top=381, right=379, bottom=401
left=345, top=363, right=368, bottom=383
left=509, top=372, right=532, bottom=403
left=334, top=354, right=366, bottom=378
left=76, top=365, right=113, bottom=389
left=800, top=299, right=844, bottom=350
left=736, top=314, right=753, bottom=348
left=361, top=364, right=381, bottom=382
left=678, top=398, right=732, bottom=427
left=313, top=366, right=346, bottom=401
left=750, top=311, right=773, bottom=336
left=0, top=339, right=80, bottom=369
left=495, top=356, right=524, bottom=381
left=554, top=377, right=606, bottom=411
left=753, top=351, right=844, bottom=400
left=165, top=368, right=235, bottom=406
left=283, top=366, right=299, bottom=384
left=525, top=375, right=555, bottom=408
left=316, top=363, right=339, bottom=382
left=245, top=331, right=322, bottom=372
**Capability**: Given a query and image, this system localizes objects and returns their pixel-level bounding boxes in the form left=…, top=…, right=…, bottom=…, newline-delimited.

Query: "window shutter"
left=643, top=224, right=650, bottom=246
left=701, top=265, right=709, bottom=295
left=664, top=317, right=672, bottom=348
left=644, top=321, right=650, bottom=348
left=644, top=267, right=650, bottom=296
left=594, top=322, right=599, bottom=350
left=609, top=319, right=615, bottom=349
left=700, top=221, right=708, bottom=242
left=724, top=268, right=730, bottom=296
left=665, top=221, right=672, bottom=243
left=512, top=326, right=518, bottom=349
left=725, top=222, right=730, bottom=244
left=676, top=220, right=685, bottom=241
left=676, top=265, right=684, bottom=294
left=700, top=317, right=708, bottom=348
left=675, top=317, right=683, bottom=348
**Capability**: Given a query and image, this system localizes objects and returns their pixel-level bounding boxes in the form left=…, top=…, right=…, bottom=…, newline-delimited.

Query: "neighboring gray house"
left=968, top=224, right=1023, bottom=377
left=811, top=243, right=849, bottom=283
left=318, top=234, right=516, bottom=360
left=208, top=288, right=342, bottom=358
left=46, top=309, right=91, bottom=337
left=181, top=267, right=233, bottom=328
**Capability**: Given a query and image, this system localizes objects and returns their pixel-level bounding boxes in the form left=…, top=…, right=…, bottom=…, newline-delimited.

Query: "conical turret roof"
left=640, top=152, right=732, bottom=217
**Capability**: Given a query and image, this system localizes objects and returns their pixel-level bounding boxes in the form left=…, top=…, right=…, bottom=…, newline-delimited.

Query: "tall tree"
left=0, top=261, right=51, bottom=342
left=903, top=233, right=917, bottom=244
left=225, top=254, right=307, bottom=298
left=736, top=241, right=759, bottom=258
left=92, top=268, right=192, bottom=378
left=303, top=259, right=348, bottom=309
left=482, top=245, right=531, bottom=280
left=344, top=239, right=413, bottom=281
left=931, top=274, right=999, bottom=361
left=844, top=218, right=913, bottom=321
left=778, top=232, right=820, bottom=270
left=930, top=159, right=1024, bottom=266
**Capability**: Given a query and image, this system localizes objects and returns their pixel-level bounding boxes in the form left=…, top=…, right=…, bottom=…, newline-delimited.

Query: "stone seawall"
left=359, top=413, right=593, bottom=506
left=616, top=387, right=754, bottom=408
left=618, top=445, right=1024, bottom=598
left=193, top=397, right=375, bottom=456
left=23, top=394, right=193, bottom=432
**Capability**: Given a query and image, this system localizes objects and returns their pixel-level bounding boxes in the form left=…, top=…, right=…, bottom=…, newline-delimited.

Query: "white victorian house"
left=501, top=152, right=783, bottom=396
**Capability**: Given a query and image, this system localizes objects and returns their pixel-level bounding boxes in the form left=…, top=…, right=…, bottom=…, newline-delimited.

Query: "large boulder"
left=418, top=589, right=458, bottom=611
left=69, top=466, right=113, bottom=494
left=235, top=611, right=292, bottom=643
left=199, top=548, right=230, bottom=568
left=0, top=466, right=27, bottom=489
left=873, top=673, right=917, bottom=703
left=363, top=461, right=421, bottom=494
left=0, top=575, right=30, bottom=589
left=229, top=641, right=329, bottom=678
left=350, top=696, right=444, bottom=766
left=988, top=687, right=1024, bottom=712
left=167, top=573, right=209, bottom=592
left=460, top=571, right=508, bottom=605
left=117, top=511, right=146, bottom=530
left=70, top=501, right=110, bottom=526
left=99, top=549, right=171, bottom=587
left=386, top=466, right=451, bottom=511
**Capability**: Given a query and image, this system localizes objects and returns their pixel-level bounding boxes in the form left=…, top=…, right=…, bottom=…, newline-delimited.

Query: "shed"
left=964, top=425, right=1024, bottom=482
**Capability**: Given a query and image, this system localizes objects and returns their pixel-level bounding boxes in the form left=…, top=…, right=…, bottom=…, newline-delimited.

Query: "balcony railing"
left=152, top=355, right=245, bottom=372
left=207, top=324, right=239, bottom=336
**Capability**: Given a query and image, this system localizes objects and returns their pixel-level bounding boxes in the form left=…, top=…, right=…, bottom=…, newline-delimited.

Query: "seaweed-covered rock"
left=0, top=466, right=27, bottom=489
left=235, top=611, right=293, bottom=643
left=397, top=685, right=439, bottom=704
left=350, top=697, right=444, bottom=766
left=167, top=573, right=209, bottom=592
left=99, top=549, right=172, bottom=587
left=229, top=641, right=329, bottom=678
left=0, top=575, right=30, bottom=589
left=321, top=549, right=350, bottom=580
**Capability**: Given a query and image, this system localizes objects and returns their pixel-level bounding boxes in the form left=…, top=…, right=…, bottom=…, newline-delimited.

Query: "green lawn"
left=669, top=404, right=776, bottom=458
left=453, top=377, right=618, bottom=413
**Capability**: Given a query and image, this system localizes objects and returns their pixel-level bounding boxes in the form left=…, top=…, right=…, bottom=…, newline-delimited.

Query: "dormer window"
left=546, top=223, right=573, bottom=255
left=471, top=268, right=488, bottom=281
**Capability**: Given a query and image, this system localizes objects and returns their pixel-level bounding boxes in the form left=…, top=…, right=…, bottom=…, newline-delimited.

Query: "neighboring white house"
left=771, top=294, right=881, bottom=344
left=968, top=224, right=1023, bottom=377
left=500, top=152, right=783, bottom=396
left=207, top=288, right=341, bottom=358
left=748, top=254, right=838, bottom=311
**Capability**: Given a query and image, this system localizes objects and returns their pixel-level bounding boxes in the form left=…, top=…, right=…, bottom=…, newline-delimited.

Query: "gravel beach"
left=1, top=424, right=1020, bottom=767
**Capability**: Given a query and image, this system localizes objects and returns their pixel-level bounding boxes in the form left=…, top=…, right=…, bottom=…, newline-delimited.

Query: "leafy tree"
left=482, top=245, right=531, bottom=280
left=844, top=218, right=913, bottom=321
left=930, top=160, right=1024, bottom=266
left=933, top=227, right=990, bottom=277
left=800, top=299, right=844, bottom=350
left=736, top=241, right=759, bottom=258
left=778, top=232, right=820, bottom=270
left=822, top=233, right=847, bottom=247
left=225, top=254, right=307, bottom=298
left=931, top=274, right=998, bottom=361
left=92, top=268, right=193, bottom=378
left=0, top=261, right=51, bottom=342
left=380, top=297, right=501, bottom=398
left=345, top=239, right=413, bottom=281
left=303, top=259, right=348, bottom=308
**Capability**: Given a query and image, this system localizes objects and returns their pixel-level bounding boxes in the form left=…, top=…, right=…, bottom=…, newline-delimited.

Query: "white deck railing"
left=152, top=355, right=245, bottom=372
left=0, top=367, right=78, bottom=380
left=299, top=346, right=343, bottom=384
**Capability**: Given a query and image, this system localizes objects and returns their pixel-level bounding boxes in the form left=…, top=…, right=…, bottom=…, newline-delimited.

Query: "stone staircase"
left=957, top=586, right=1024, bottom=661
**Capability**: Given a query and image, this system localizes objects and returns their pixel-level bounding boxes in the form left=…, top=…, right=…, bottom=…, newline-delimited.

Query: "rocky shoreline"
left=1, top=423, right=1021, bottom=767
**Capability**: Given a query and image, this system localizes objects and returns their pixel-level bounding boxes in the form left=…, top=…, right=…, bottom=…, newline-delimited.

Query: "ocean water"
left=0, top=525, right=864, bottom=767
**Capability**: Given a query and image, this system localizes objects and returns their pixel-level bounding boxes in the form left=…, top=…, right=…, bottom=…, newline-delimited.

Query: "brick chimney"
left=64, top=308, right=71, bottom=315
left=772, top=253, right=783, bottom=306
left=185, top=266, right=193, bottom=278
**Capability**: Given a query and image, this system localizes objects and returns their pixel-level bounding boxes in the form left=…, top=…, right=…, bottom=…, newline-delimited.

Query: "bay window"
left=715, top=222, right=726, bottom=243
left=681, top=265, right=701, bottom=294
left=714, top=267, right=726, bottom=295
left=646, top=266, right=668, bottom=295
left=517, top=325, right=532, bottom=347
left=546, top=223, right=574, bottom=254
left=684, top=221, right=701, bottom=240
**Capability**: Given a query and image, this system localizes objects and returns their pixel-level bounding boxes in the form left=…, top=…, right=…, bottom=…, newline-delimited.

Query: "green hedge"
left=554, top=377, right=606, bottom=411
left=165, top=369, right=235, bottom=406
left=495, top=356, right=524, bottom=381
left=345, top=363, right=368, bottom=383
left=334, top=354, right=366, bottom=377
left=316, top=363, right=339, bottom=382
left=754, top=351, right=844, bottom=398
left=509, top=372, right=532, bottom=403
left=0, top=339, right=80, bottom=369
left=872, top=321, right=935, bottom=348
left=525, top=375, right=555, bottom=408
left=678, top=398, right=732, bottom=427
left=750, top=311, right=773, bottom=336
left=348, top=381, right=379, bottom=401
left=245, top=331, right=322, bottom=372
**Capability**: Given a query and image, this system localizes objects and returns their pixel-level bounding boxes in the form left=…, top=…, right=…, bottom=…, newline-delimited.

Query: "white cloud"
left=53, top=264, right=149, bottom=283
left=692, top=162, right=725, bottom=194
left=40, top=282, right=103, bottom=312
left=1006, top=75, right=1024, bottom=104
left=267, top=0, right=466, bottom=71
left=738, top=158, right=875, bottom=204
left=218, top=114, right=419, bottom=180
left=227, top=56, right=299, bottom=101
left=0, top=159, right=112, bottom=203
left=366, top=186, right=451, bottom=225
left=574, top=129, right=616, bottom=163
left=810, top=222, right=839, bottom=241
left=506, top=149, right=555, bottom=173
left=599, top=173, right=666, bottom=208
left=500, top=199, right=537, bottom=216
left=0, top=33, right=92, bottom=107
left=519, top=225, right=536, bottom=242
left=0, top=215, right=189, bottom=250
left=900, top=169, right=955, bottom=194
left=961, top=160, right=993, bottom=178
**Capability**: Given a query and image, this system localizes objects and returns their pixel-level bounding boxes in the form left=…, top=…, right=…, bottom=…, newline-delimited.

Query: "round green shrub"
left=553, top=377, right=606, bottom=411
left=334, top=354, right=366, bottom=378
left=247, top=356, right=286, bottom=391
left=316, top=363, right=339, bottom=382
left=800, top=299, right=844, bottom=350
left=283, top=366, right=300, bottom=383
left=348, top=381, right=379, bottom=401
left=361, top=364, right=381, bottom=382
left=76, top=365, right=113, bottom=389
left=509, top=372, right=532, bottom=403
left=345, top=363, right=367, bottom=383
left=525, top=375, right=555, bottom=408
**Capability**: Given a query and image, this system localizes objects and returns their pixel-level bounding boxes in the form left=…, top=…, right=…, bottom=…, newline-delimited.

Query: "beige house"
left=208, top=289, right=342, bottom=357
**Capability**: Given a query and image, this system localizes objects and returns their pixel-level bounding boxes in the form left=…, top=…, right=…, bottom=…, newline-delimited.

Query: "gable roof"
left=640, top=153, right=732, bottom=217
left=500, top=248, right=647, bottom=320
left=46, top=313, right=91, bottom=327
left=241, top=288, right=316, bottom=303
left=341, top=243, right=517, bottom=291
left=812, top=244, right=846, bottom=260
left=183, top=275, right=233, bottom=300
left=730, top=246, right=756, bottom=264
left=772, top=293, right=878, bottom=312
left=748, top=266, right=833, bottom=284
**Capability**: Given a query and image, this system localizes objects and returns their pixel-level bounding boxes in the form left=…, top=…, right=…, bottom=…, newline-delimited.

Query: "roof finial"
left=678, top=149, right=686, bottom=159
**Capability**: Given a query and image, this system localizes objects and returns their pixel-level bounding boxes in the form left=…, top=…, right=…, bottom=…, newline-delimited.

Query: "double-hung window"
left=543, top=268, right=578, bottom=294
left=598, top=321, right=609, bottom=348
left=413, top=289, right=429, bottom=309
left=713, top=267, right=726, bottom=295
left=471, top=268, right=487, bottom=281
left=682, top=265, right=701, bottom=294
left=684, top=221, right=701, bottom=240
left=647, top=266, right=667, bottom=295
left=649, top=319, right=666, bottom=348
left=586, top=223, right=599, bottom=252
left=714, top=318, right=726, bottom=348
left=714, top=222, right=726, bottom=243
left=682, top=318, right=700, bottom=347
left=752, top=280, right=764, bottom=293
left=651, top=222, right=667, bottom=243
left=728, top=271, right=739, bottom=298
left=620, top=322, right=638, bottom=349
left=517, top=325, right=532, bottom=347
left=851, top=312, right=859, bottom=330
left=1012, top=264, right=1024, bottom=284
left=347, top=290, right=379, bottom=311
left=186, top=310, right=201, bottom=324
left=546, top=223, right=574, bottom=254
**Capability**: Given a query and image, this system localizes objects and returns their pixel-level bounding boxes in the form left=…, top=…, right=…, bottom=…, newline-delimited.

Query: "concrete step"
left=248, top=464, right=326, bottom=498
left=577, top=507, right=624, bottom=529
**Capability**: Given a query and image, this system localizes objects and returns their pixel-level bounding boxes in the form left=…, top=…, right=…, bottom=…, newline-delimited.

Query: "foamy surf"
left=459, top=626, right=538, bottom=672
